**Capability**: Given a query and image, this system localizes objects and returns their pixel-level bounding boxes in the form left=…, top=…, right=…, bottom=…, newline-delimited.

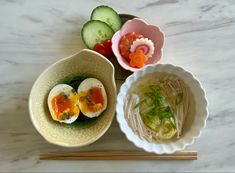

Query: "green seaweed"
left=59, top=74, right=91, bottom=91
left=62, top=115, right=98, bottom=129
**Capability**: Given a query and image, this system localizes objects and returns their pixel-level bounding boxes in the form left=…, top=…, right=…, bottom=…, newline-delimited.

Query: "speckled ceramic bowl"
left=29, top=49, right=116, bottom=147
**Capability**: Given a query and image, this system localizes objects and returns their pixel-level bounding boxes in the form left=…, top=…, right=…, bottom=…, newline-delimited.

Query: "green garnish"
left=158, top=106, right=174, bottom=119
left=144, top=92, right=164, bottom=108
left=61, top=112, right=72, bottom=120
left=134, top=99, right=146, bottom=109
left=134, top=85, right=177, bottom=137
left=149, top=84, right=161, bottom=92
left=61, top=93, right=68, bottom=99
left=136, top=91, right=175, bottom=120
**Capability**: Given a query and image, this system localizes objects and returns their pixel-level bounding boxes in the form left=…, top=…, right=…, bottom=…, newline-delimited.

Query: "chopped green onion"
left=149, top=84, right=161, bottom=92
left=134, top=99, right=146, bottom=109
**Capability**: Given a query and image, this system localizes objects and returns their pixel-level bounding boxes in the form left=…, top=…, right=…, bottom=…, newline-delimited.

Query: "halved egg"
left=48, top=84, right=80, bottom=124
left=77, top=78, right=107, bottom=118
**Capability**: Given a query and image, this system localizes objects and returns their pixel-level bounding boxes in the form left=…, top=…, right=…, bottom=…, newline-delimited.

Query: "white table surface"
left=0, top=0, right=235, bottom=172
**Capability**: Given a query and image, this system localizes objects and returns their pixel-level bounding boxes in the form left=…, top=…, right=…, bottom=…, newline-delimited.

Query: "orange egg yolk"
left=51, top=93, right=78, bottom=120
left=79, top=87, right=104, bottom=113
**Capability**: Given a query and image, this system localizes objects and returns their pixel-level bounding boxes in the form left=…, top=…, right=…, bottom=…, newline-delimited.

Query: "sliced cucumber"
left=81, top=20, right=114, bottom=49
left=91, top=5, right=122, bottom=32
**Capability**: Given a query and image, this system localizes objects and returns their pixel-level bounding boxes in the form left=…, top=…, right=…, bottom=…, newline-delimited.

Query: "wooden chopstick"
left=40, top=150, right=197, bottom=160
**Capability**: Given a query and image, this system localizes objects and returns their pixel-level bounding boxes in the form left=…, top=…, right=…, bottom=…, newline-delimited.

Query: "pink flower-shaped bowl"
left=112, top=18, right=164, bottom=72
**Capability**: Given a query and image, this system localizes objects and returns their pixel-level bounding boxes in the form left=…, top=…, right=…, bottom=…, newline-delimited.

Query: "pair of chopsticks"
left=40, top=150, right=197, bottom=160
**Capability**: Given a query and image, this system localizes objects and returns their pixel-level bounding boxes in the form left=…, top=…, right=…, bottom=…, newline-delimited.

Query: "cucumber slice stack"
left=91, top=5, right=122, bottom=32
left=81, top=6, right=122, bottom=49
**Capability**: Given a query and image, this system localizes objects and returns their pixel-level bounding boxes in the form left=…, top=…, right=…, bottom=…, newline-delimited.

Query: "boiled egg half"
left=77, top=78, right=107, bottom=118
left=48, top=84, right=80, bottom=124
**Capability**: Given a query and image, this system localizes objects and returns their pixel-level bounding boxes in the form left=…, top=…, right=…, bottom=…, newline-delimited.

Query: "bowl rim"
left=29, top=49, right=116, bottom=147
left=116, top=63, right=208, bottom=154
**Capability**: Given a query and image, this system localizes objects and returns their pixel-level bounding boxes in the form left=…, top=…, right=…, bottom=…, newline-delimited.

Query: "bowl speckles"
left=29, top=49, right=116, bottom=147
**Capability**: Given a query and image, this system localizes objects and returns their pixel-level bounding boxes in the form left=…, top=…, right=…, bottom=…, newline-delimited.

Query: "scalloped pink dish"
left=112, top=18, right=164, bottom=72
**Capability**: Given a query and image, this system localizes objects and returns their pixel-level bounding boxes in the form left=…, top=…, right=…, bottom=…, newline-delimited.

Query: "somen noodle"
left=124, top=72, right=191, bottom=142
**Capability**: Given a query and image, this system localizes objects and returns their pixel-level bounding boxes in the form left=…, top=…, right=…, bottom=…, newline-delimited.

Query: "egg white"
left=48, top=84, right=79, bottom=124
left=77, top=78, right=107, bottom=118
